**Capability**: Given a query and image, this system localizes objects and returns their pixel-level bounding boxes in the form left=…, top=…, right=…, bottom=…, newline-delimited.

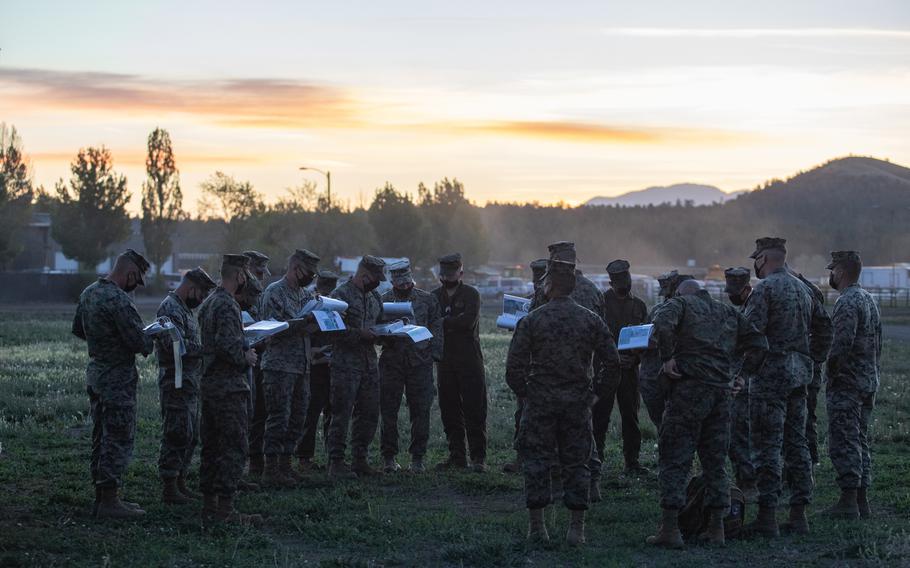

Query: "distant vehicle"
left=477, top=276, right=533, bottom=297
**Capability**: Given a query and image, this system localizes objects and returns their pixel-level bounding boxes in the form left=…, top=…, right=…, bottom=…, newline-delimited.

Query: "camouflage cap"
left=185, top=266, right=217, bottom=291
left=749, top=237, right=787, bottom=259
left=243, top=250, right=271, bottom=277
left=389, top=260, right=414, bottom=286
left=359, top=255, right=387, bottom=281
left=826, top=250, right=862, bottom=270
left=121, top=249, right=151, bottom=285
left=242, top=268, right=263, bottom=303
left=222, top=254, right=250, bottom=271
left=547, top=241, right=577, bottom=266
left=657, top=270, right=679, bottom=297
left=724, top=267, right=752, bottom=294
left=317, top=269, right=340, bottom=282
left=529, top=259, right=548, bottom=281
left=291, top=249, right=321, bottom=273
left=438, top=253, right=463, bottom=277
left=606, top=259, right=631, bottom=275
left=668, top=273, right=695, bottom=297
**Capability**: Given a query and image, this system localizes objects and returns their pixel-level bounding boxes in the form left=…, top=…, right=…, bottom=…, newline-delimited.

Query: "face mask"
left=186, top=289, right=203, bottom=310
left=613, top=285, right=632, bottom=296
left=235, top=275, right=247, bottom=295
left=753, top=256, right=767, bottom=279
left=442, top=279, right=459, bottom=290
left=828, top=273, right=839, bottom=291
left=393, top=284, right=413, bottom=297
left=729, top=294, right=745, bottom=306
left=297, top=268, right=315, bottom=288
left=123, top=272, right=139, bottom=293
left=363, top=276, right=380, bottom=292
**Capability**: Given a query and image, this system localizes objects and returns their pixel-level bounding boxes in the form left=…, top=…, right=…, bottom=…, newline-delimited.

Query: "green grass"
left=1, top=308, right=909, bottom=566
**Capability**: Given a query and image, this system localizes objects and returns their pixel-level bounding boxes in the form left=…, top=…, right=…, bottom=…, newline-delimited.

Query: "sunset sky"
left=2, top=0, right=909, bottom=212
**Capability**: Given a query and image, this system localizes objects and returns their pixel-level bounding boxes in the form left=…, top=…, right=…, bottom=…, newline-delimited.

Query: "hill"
left=585, top=183, right=744, bottom=207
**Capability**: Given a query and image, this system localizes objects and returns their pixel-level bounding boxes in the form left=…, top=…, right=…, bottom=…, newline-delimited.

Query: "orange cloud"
left=0, top=68, right=361, bottom=129
left=31, top=150, right=265, bottom=167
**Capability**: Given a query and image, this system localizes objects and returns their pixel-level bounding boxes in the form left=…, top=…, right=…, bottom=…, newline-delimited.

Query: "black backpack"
left=678, top=475, right=746, bottom=541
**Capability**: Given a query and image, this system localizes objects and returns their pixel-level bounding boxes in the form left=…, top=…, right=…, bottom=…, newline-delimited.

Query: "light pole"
left=299, top=166, right=331, bottom=206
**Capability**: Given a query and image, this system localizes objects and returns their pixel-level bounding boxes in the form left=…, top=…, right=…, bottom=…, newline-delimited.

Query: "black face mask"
left=828, top=273, right=839, bottom=291
left=729, top=293, right=745, bottom=306
left=186, top=289, right=203, bottom=310
left=363, top=276, right=380, bottom=292
left=753, top=257, right=767, bottom=279
left=613, top=285, right=632, bottom=296
left=235, top=275, right=247, bottom=295
left=123, top=272, right=139, bottom=293
left=393, top=284, right=413, bottom=298
left=441, top=279, right=459, bottom=290
left=297, top=268, right=315, bottom=288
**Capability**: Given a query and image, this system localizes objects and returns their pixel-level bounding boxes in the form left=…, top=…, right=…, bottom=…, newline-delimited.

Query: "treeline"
left=1, top=124, right=907, bottom=277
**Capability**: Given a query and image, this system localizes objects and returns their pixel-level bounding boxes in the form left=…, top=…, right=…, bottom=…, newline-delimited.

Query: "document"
left=244, top=320, right=290, bottom=346
left=616, top=324, right=654, bottom=351
left=143, top=317, right=186, bottom=388
left=371, top=320, right=433, bottom=343
left=293, top=297, right=349, bottom=332
left=496, top=294, right=532, bottom=331
left=382, top=302, right=414, bottom=318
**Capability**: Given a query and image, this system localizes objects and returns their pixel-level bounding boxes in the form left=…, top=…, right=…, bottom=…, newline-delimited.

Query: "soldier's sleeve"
left=72, top=301, right=86, bottom=340
left=808, top=296, right=834, bottom=363
left=427, top=295, right=444, bottom=361
left=652, top=298, right=684, bottom=362
left=743, top=285, right=769, bottom=335
left=155, top=300, right=176, bottom=363
left=113, top=294, right=153, bottom=356
left=735, top=310, right=768, bottom=375
left=444, top=286, right=480, bottom=333
left=827, top=297, right=858, bottom=376
left=330, top=286, right=363, bottom=346
left=214, top=299, right=248, bottom=368
left=505, top=317, right=532, bottom=398
left=593, top=317, right=622, bottom=400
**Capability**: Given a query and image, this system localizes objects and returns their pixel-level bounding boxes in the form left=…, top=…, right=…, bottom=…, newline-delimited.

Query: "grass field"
left=1, top=305, right=909, bottom=567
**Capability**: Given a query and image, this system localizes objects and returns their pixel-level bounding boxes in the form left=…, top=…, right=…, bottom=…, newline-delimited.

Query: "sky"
left=2, top=0, right=909, bottom=212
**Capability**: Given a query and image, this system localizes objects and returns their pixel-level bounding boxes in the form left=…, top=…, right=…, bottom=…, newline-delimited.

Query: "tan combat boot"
left=96, top=486, right=146, bottom=519
left=698, top=508, right=726, bottom=545
left=177, top=473, right=201, bottom=500
left=215, top=494, right=263, bottom=526
left=646, top=508, right=684, bottom=549
left=745, top=505, right=780, bottom=538
left=857, top=488, right=872, bottom=519
left=263, top=455, right=296, bottom=488
left=527, top=508, right=550, bottom=543
left=279, top=454, right=304, bottom=483
left=566, top=509, right=586, bottom=546
left=780, top=504, right=809, bottom=535
left=825, top=489, right=860, bottom=520
left=162, top=477, right=193, bottom=505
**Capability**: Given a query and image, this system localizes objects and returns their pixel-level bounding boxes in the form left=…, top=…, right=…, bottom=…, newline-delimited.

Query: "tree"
left=368, top=182, right=427, bottom=260
left=0, top=124, right=34, bottom=269
left=419, top=178, right=489, bottom=266
left=197, top=171, right=264, bottom=251
left=50, top=147, right=132, bottom=270
left=140, top=128, right=183, bottom=276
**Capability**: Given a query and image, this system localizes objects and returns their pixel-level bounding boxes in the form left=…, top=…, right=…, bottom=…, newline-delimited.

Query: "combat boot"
left=527, top=508, right=550, bottom=543
left=96, top=486, right=146, bottom=520
left=857, top=488, right=872, bottom=519
left=352, top=456, right=380, bottom=477
left=566, top=509, right=586, bottom=546
left=502, top=456, right=522, bottom=474
left=409, top=458, right=426, bottom=473
left=279, top=454, right=304, bottom=483
left=471, top=460, right=488, bottom=473
left=745, top=505, right=780, bottom=538
left=646, top=508, right=684, bottom=549
left=328, top=459, right=357, bottom=480
left=263, top=455, right=296, bottom=488
left=825, top=489, right=860, bottom=520
left=201, top=493, right=218, bottom=522
left=434, top=455, right=468, bottom=471
left=780, top=504, right=809, bottom=535
left=698, top=508, right=726, bottom=545
left=383, top=456, right=402, bottom=474
left=177, top=474, right=201, bottom=500
left=247, top=454, right=265, bottom=481
left=215, top=494, right=263, bottom=526
left=162, top=477, right=193, bottom=505
left=589, top=479, right=602, bottom=503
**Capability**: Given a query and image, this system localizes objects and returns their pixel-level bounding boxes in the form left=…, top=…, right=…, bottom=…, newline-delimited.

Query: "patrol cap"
left=724, top=267, right=751, bottom=294
left=668, top=273, right=695, bottom=297
left=242, top=268, right=263, bottom=301
left=291, top=249, right=321, bottom=273
left=749, top=237, right=787, bottom=259
left=438, top=253, right=463, bottom=277
left=222, top=254, right=250, bottom=271
left=185, top=267, right=217, bottom=291
left=120, top=249, right=150, bottom=285
left=657, top=270, right=679, bottom=297
left=317, top=269, right=340, bottom=283
left=389, top=260, right=414, bottom=286
left=529, top=259, right=548, bottom=281
left=243, top=250, right=271, bottom=278
left=359, top=255, right=387, bottom=281
left=547, top=241, right=577, bottom=266
left=826, top=250, right=862, bottom=270
left=606, top=259, right=631, bottom=275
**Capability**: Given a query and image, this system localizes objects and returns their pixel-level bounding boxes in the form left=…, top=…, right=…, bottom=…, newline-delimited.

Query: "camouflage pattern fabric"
left=198, top=287, right=251, bottom=397
left=296, top=363, right=332, bottom=460
left=260, top=277, right=313, bottom=373
left=638, top=302, right=670, bottom=428
left=750, top=388, right=813, bottom=507
left=73, top=278, right=153, bottom=488
left=262, top=370, right=309, bottom=455
left=729, top=386, right=754, bottom=485
left=827, top=389, right=875, bottom=489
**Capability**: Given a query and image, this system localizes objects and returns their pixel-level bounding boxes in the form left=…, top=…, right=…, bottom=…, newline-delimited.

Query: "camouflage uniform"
left=509, top=260, right=548, bottom=454
left=793, top=272, right=827, bottom=465
left=244, top=251, right=270, bottom=463
left=198, top=282, right=253, bottom=496
left=653, top=289, right=767, bottom=510
left=260, top=276, right=313, bottom=456
left=379, top=284, right=443, bottom=462
left=506, top=296, right=621, bottom=510
left=745, top=265, right=833, bottom=508
left=826, top=273, right=881, bottom=490
left=156, top=291, right=203, bottom=479
left=327, top=275, right=385, bottom=463
left=73, top=277, right=154, bottom=488
left=724, top=267, right=755, bottom=488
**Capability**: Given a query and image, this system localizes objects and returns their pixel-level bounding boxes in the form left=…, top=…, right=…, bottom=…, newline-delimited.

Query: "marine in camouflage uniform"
left=72, top=249, right=154, bottom=518
left=259, top=249, right=319, bottom=485
left=744, top=237, right=832, bottom=536
left=824, top=251, right=882, bottom=519
left=379, top=261, right=443, bottom=472
left=244, top=250, right=271, bottom=481
left=595, top=259, right=649, bottom=474
left=647, top=280, right=767, bottom=547
left=790, top=267, right=827, bottom=466
left=198, top=255, right=261, bottom=522
left=327, top=255, right=387, bottom=478
left=296, top=270, right=341, bottom=469
left=506, top=266, right=621, bottom=545
left=723, top=267, right=757, bottom=496
left=155, top=267, right=217, bottom=504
